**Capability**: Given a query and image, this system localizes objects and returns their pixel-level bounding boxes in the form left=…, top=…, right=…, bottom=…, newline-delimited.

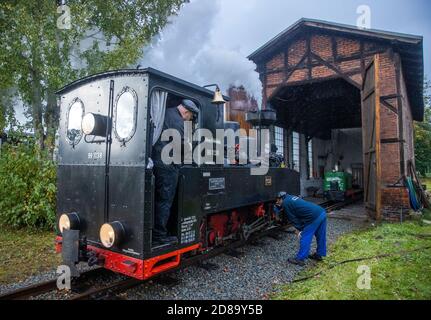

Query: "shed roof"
left=248, top=18, right=424, bottom=121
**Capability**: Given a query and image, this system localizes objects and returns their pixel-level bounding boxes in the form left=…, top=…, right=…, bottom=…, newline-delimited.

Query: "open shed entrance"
left=244, top=19, right=424, bottom=220
left=269, top=77, right=364, bottom=205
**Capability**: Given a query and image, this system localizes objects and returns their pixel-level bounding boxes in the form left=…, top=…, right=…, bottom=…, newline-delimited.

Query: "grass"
left=2, top=218, right=431, bottom=299
left=273, top=220, right=431, bottom=300
left=423, top=178, right=431, bottom=191
left=0, top=227, right=60, bottom=284
left=423, top=208, right=431, bottom=220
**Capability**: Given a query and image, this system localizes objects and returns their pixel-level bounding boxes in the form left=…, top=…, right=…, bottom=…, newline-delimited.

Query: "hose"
left=292, top=245, right=431, bottom=283
left=406, top=177, right=421, bottom=211
left=406, top=160, right=430, bottom=210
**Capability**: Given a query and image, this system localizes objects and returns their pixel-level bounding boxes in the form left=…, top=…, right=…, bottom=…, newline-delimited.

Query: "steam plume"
left=140, top=0, right=263, bottom=106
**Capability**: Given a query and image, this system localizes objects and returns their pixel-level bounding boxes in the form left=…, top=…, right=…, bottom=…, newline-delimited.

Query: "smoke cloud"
left=139, top=0, right=263, bottom=106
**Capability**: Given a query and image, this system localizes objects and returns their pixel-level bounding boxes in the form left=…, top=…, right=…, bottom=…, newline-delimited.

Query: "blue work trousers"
left=296, top=211, right=327, bottom=261
left=153, top=164, right=179, bottom=239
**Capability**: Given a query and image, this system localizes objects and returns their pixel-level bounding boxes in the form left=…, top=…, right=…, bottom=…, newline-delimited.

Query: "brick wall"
left=378, top=51, right=401, bottom=185
left=245, top=30, right=418, bottom=221
left=260, top=32, right=380, bottom=103
left=376, top=51, right=413, bottom=219
left=380, top=187, right=410, bottom=220
left=399, top=58, right=415, bottom=173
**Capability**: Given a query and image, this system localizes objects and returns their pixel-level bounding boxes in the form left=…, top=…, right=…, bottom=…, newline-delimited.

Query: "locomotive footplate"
left=61, top=229, right=87, bottom=277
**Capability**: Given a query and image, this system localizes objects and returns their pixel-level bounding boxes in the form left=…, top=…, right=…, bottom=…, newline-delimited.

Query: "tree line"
left=0, top=0, right=187, bottom=152
left=415, top=80, right=431, bottom=177
left=0, top=1, right=430, bottom=177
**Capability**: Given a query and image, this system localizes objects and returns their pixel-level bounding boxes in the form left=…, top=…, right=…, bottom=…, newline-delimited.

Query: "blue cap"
left=181, top=99, right=199, bottom=115
left=276, top=191, right=287, bottom=199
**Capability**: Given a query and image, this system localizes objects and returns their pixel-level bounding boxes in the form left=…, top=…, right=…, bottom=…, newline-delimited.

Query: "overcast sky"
left=140, top=0, right=430, bottom=107
left=12, top=0, right=431, bottom=126
left=213, top=0, right=430, bottom=76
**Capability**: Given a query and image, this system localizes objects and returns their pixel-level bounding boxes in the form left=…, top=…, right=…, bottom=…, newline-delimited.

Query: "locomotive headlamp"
left=82, top=112, right=109, bottom=137
left=58, top=212, right=80, bottom=233
left=100, top=221, right=125, bottom=248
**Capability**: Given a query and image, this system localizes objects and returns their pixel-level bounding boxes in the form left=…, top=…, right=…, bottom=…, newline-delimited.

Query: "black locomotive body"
left=55, top=68, right=299, bottom=280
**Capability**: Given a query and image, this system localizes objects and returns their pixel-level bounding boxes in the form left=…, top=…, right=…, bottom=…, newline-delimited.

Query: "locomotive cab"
left=55, top=68, right=300, bottom=280
left=55, top=69, right=218, bottom=275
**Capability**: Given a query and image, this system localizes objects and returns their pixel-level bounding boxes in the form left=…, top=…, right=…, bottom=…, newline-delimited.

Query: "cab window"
left=114, top=87, right=138, bottom=142
left=66, top=98, right=84, bottom=145
left=150, top=90, right=201, bottom=146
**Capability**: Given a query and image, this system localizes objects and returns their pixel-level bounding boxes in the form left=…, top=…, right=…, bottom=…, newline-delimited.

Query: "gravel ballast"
left=0, top=206, right=368, bottom=300
left=124, top=215, right=367, bottom=300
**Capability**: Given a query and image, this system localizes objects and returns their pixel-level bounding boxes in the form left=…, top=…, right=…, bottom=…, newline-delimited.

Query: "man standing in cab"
left=152, top=99, right=199, bottom=246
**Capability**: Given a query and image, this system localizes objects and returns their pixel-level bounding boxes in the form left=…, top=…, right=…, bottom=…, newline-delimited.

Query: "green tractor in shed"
left=323, top=171, right=358, bottom=202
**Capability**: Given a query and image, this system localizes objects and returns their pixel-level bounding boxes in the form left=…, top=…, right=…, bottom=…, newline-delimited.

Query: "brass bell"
left=212, top=87, right=226, bottom=105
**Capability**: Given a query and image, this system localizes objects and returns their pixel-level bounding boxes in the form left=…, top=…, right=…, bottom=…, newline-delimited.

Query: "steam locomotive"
left=55, top=68, right=299, bottom=280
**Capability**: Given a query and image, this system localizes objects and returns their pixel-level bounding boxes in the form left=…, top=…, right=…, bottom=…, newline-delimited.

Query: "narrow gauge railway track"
left=0, top=267, right=105, bottom=300
left=80, top=199, right=362, bottom=300
left=320, top=198, right=360, bottom=212
left=1, top=199, right=358, bottom=300
left=1, top=224, right=290, bottom=300
left=72, top=224, right=289, bottom=300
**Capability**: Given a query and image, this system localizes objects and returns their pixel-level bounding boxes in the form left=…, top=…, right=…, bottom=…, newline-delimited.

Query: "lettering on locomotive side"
left=180, top=216, right=197, bottom=244
left=88, top=152, right=103, bottom=160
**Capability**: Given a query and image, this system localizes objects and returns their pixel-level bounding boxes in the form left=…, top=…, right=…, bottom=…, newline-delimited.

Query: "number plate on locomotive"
left=88, top=152, right=103, bottom=160
left=265, top=176, right=272, bottom=186
left=208, top=177, right=225, bottom=190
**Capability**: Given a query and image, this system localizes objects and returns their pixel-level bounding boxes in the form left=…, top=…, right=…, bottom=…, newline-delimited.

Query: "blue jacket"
left=274, top=195, right=325, bottom=231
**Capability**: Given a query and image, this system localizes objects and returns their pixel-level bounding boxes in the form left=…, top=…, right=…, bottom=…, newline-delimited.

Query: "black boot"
left=288, top=258, right=305, bottom=266
left=308, top=253, right=323, bottom=261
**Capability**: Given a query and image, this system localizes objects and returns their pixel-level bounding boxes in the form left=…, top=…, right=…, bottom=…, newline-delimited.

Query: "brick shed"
left=229, top=18, right=424, bottom=220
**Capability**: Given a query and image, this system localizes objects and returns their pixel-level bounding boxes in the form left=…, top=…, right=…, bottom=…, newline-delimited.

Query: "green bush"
left=0, top=140, right=56, bottom=229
